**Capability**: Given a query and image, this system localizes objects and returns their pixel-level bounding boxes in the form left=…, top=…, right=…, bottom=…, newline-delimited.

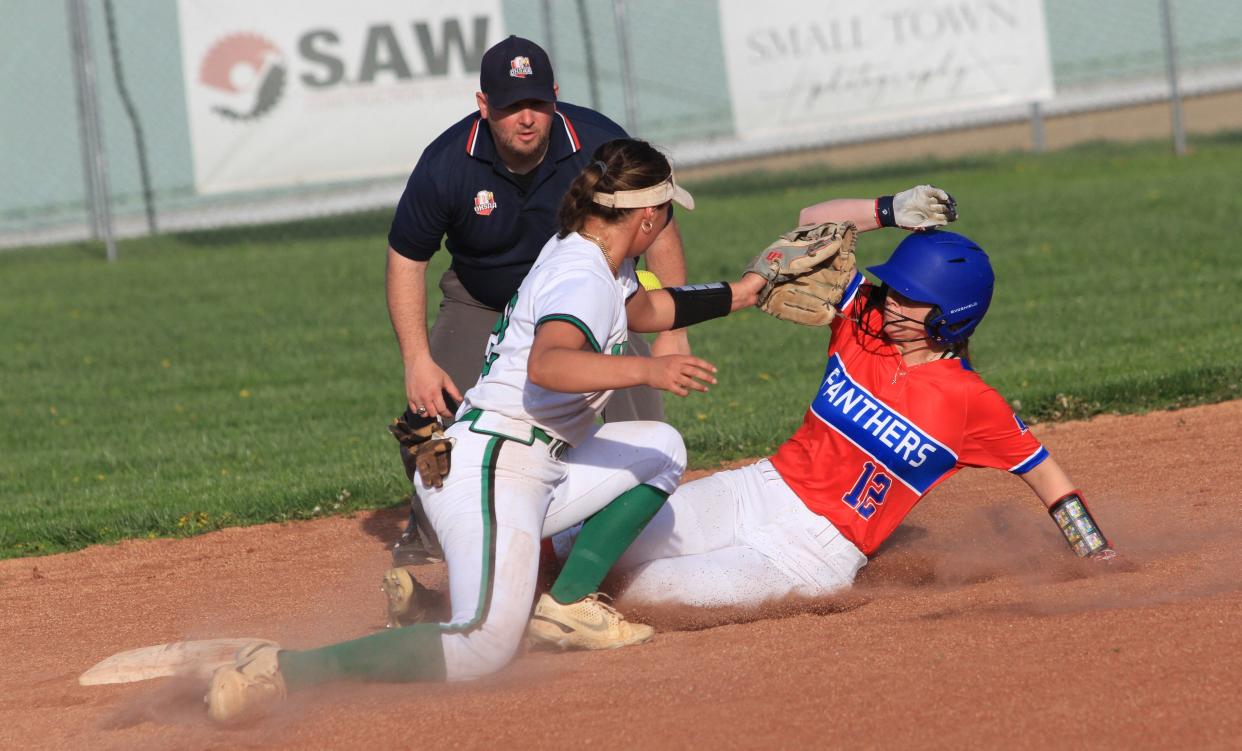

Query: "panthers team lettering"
left=810, top=354, right=957, bottom=493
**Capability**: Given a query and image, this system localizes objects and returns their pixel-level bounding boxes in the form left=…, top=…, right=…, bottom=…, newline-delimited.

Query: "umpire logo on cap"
left=481, top=36, right=555, bottom=108
left=509, top=56, right=533, bottom=78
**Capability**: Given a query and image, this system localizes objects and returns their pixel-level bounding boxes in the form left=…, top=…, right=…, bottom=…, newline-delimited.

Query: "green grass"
left=3, top=134, right=1241, bottom=557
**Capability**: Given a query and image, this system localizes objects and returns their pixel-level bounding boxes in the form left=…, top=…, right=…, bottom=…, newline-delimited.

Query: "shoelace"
left=583, top=592, right=624, bottom=622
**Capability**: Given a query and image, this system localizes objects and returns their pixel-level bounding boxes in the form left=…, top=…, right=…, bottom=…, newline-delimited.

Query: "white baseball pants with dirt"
left=612, top=459, right=867, bottom=607
left=419, top=410, right=685, bottom=681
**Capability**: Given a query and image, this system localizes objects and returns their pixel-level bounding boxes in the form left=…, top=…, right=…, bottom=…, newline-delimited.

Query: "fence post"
left=540, top=0, right=555, bottom=67
left=1159, top=0, right=1187, bottom=156
left=66, top=0, right=117, bottom=261
left=575, top=0, right=601, bottom=111
left=68, top=0, right=98, bottom=240
left=1030, top=101, right=1046, bottom=153
left=613, top=0, right=639, bottom=135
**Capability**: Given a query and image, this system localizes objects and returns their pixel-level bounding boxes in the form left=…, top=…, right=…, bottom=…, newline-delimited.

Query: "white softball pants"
left=418, top=411, right=685, bottom=681
left=612, top=459, right=867, bottom=608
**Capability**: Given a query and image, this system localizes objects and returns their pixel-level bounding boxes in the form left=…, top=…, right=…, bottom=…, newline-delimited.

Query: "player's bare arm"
left=528, top=320, right=717, bottom=397
left=643, top=217, right=693, bottom=355
left=799, top=185, right=957, bottom=231
left=1019, top=457, right=1077, bottom=508
left=385, top=247, right=463, bottom=418
left=1022, top=456, right=1117, bottom=560
left=643, top=217, right=687, bottom=286
left=625, top=274, right=766, bottom=333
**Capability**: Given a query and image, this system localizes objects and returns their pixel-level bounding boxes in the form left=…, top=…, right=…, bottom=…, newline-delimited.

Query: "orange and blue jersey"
left=770, top=275, right=1046, bottom=556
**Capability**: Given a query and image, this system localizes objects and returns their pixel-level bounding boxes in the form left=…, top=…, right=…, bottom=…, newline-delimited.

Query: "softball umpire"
left=386, top=36, right=690, bottom=564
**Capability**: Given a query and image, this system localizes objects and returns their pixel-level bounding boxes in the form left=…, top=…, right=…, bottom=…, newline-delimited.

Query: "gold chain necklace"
left=891, top=352, right=952, bottom=384
left=579, top=231, right=618, bottom=275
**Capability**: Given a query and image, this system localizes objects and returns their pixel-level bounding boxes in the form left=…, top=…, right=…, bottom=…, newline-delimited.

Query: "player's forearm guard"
left=665, top=282, right=732, bottom=329
left=1048, top=491, right=1110, bottom=558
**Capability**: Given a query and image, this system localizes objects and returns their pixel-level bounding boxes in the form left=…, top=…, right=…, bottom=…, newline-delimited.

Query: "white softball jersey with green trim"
left=461, top=232, right=639, bottom=446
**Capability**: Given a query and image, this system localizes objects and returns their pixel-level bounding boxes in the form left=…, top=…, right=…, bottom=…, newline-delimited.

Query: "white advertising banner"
left=719, top=0, right=1054, bottom=143
left=177, top=0, right=504, bottom=194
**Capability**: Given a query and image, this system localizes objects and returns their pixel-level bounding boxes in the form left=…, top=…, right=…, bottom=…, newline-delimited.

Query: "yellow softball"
left=636, top=269, right=662, bottom=291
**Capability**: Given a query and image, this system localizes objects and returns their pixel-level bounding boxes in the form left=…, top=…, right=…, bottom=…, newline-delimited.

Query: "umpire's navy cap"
left=480, top=36, right=556, bottom=109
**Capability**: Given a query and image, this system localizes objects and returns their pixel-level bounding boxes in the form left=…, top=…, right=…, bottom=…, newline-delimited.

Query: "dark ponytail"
left=557, top=139, right=672, bottom=238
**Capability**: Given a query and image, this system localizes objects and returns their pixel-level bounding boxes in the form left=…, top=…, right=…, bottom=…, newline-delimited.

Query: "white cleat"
left=527, top=593, right=654, bottom=651
left=204, top=642, right=286, bottom=724
left=381, top=566, right=428, bottom=628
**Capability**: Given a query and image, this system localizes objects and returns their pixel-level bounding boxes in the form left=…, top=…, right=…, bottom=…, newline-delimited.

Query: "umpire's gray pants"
left=429, top=268, right=665, bottom=424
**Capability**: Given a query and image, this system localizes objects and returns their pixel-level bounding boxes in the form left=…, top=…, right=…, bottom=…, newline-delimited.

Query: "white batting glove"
left=877, top=185, right=958, bottom=230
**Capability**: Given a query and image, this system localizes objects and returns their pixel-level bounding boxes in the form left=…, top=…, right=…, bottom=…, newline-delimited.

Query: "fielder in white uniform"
left=204, top=138, right=771, bottom=723
left=421, top=233, right=687, bottom=678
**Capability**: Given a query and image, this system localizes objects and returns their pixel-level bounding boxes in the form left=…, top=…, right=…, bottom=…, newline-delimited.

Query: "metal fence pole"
left=1030, top=101, right=1046, bottom=153
left=540, top=0, right=555, bottom=67
left=68, top=0, right=98, bottom=239
left=67, top=0, right=117, bottom=261
left=1159, top=0, right=1187, bottom=156
left=575, top=0, right=601, bottom=111
left=612, top=0, right=639, bottom=135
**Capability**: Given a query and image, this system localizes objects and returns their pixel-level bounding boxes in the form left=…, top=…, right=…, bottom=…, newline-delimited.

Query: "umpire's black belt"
left=461, top=408, right=571, bottom=460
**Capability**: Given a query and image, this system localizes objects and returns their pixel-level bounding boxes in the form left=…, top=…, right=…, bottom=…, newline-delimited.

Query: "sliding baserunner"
left=600, top=215, right=1117, bottom=609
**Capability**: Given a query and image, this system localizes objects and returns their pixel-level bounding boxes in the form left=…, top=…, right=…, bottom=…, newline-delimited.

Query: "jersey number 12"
left=842, top=461, right=891, bottom=520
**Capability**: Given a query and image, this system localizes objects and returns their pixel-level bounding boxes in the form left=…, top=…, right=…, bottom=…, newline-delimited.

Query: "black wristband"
left=666, top=282, right=733, bottom=329
left=876, top=195, right=897, bottom=228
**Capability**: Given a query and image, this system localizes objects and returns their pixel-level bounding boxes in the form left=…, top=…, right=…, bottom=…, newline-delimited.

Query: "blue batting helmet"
left=866, top=231, right=994, bottom=344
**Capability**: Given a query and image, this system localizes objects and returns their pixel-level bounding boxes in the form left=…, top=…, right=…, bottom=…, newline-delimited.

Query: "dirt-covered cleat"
left=205, top=642, right=286, bottom=724
left=381, top=567, right=427, bottom=628
left=527, top=593, right=654, bottom=651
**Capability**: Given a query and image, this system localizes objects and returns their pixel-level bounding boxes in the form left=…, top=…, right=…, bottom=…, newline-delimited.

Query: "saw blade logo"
left=199, top=33, right=288, bottom=122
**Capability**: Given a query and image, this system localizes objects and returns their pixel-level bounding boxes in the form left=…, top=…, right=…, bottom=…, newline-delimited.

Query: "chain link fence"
left=3, top=0, right=1241, bottom=253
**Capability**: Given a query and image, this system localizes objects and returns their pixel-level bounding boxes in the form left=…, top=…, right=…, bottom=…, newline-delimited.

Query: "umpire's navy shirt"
left=388, top=102, right=627, bottom=311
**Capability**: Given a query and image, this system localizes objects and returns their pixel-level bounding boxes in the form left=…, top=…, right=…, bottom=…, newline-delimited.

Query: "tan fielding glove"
left=389, top=416, right=454, bottom=488
left=746, top=221, right=858, bottom=327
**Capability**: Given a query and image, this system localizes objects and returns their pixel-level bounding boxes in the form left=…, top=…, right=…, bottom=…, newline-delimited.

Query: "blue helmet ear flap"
left=925, top=306, right=974, bottom=344
left=925, top=307, right=949, bottom=344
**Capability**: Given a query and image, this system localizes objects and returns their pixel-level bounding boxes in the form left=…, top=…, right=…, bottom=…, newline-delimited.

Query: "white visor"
left=592, top=175, right=695, bottom=211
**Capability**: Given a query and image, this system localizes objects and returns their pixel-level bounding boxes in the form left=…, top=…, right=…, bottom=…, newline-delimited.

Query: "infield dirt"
left=3, top=401, right=1240, bottom=749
